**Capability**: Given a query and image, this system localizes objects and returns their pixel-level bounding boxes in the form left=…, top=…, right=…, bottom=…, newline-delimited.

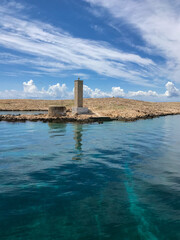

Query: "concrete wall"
left=74, top=80, right=83, bottom=108
left=48, top=106, right=66, bottom=117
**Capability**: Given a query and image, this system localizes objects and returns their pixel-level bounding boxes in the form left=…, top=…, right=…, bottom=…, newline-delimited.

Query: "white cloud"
left=47, top=83, right=72, bottom=99
left=85, top=0, right=180, bottom=84
left=111, top=87, right=125, bottom=97
left=83, top=85, right=125, bottom=98
left=0, top=80, right=179, bottom=101
left=23, top=79, right=37, bottom=93
left=128, top=90, right=158, bottom=98
left=84, top=85, right=112, bottom=98
left=164, top=81, right=180, bottom=97
left=0, top=80, right=72, bottom=99
left=0, top=1, right=157, bottom=87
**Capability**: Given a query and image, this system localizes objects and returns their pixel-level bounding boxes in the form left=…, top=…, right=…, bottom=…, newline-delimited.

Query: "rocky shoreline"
left=0, top=114, right=110, bottom=123
left=0, top=111, right=180, bottom=124
left=0, top=98, right=180, bottom=123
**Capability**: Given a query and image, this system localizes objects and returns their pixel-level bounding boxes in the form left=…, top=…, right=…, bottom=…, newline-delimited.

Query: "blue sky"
left=0, top=0, right=180, bottom=101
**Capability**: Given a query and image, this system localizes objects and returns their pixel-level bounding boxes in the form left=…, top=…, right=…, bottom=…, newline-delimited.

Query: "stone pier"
left=72, top=78, right=89, bottom=114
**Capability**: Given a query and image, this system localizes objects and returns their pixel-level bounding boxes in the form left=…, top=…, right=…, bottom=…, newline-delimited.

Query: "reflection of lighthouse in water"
left=73, top=124, right=83, bottom=160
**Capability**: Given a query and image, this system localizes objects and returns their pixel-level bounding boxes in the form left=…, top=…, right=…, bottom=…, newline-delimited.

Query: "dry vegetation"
left=83, top=98, right=180, bottom=119
left=0, top=98, right=180, bottom=121
left=0, top=99, right=74, bottom=111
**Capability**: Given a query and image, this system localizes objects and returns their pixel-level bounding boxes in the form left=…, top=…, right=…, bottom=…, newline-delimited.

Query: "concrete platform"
left=48, top=105, right=66, bottom=117
left=72, top=107, right=89, bottom=114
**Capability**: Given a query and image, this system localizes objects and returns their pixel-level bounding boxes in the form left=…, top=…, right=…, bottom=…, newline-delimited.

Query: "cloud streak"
left=85, top=0, right=180, bottom=84
left=0, top=1, right=156, bottom=86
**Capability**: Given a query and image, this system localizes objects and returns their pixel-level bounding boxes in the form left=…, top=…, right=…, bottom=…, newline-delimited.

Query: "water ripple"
left=0, top=116, right=180, bottom=239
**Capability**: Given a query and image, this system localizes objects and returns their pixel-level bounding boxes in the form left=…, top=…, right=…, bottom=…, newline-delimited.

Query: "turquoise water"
left=0, top=111, right=47, bottom=115
left=0, top=116, right=180, bottom=240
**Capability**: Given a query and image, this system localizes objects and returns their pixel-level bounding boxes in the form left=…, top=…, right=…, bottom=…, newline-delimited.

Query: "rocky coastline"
left=0, top=98, right=180, bottom=124
left=0, top=111, right=180, bottom=124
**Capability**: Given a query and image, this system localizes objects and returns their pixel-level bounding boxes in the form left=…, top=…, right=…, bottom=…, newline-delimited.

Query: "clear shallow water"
left=0, top=111, right=47, bottom=115
left=0, top=116, right=180, bottom=240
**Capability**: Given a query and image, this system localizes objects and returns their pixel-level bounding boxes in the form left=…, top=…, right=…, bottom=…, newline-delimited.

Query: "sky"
left=0, top=0, right=180, bottom=101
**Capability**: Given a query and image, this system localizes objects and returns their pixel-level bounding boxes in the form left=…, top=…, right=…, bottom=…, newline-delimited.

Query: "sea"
left=0, top=115, right=180, bottom=240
